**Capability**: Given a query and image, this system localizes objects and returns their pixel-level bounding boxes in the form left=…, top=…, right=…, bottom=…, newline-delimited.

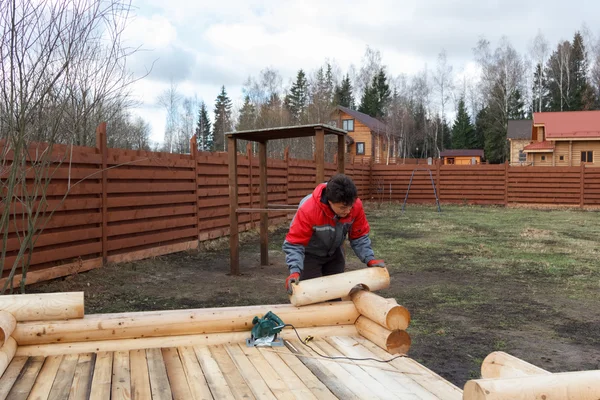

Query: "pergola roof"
left=225, top=124, right=347, bottom=142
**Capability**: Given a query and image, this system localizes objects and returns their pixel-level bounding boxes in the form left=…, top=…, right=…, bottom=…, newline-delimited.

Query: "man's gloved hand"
left=286, top=272, right=300, bottom=295
left=367, top=259, right=386, bottom=268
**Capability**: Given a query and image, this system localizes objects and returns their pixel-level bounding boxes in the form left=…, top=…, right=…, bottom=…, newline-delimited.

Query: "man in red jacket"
left=283, top=173, right=385, bottom=294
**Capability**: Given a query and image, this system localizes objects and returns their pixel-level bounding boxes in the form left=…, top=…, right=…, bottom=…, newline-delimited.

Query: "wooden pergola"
left=226, top=124, right=348, bottom=275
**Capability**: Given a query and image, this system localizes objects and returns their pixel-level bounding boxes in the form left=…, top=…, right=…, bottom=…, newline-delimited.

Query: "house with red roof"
left=523, top=111, right=600, bottom=166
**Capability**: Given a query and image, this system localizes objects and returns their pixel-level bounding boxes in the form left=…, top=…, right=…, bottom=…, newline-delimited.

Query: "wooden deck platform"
left=0, top=336, right=462, bottom=400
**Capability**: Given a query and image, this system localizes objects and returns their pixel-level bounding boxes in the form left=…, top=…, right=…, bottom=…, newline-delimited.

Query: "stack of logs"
left=288, top=267, right=412, bottom=354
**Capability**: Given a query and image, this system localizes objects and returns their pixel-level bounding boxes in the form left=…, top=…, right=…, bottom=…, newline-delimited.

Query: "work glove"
left=285, top=272, right=300, bottom=295
left=367, top=259, right=386, bottom=268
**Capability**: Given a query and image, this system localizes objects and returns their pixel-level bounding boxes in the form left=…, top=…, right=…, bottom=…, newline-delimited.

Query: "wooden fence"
left=0, top=130, right=370, bottom=287
left=3, top=127, right=600, bottom=287
left=371, top=162, right=600, bottom=207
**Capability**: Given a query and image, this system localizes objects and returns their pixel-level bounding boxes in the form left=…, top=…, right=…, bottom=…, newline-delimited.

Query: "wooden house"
left=439, top=149, right=484, bottom=165
left=507, top=119, right=533, bottom=165
left=329, top=106, right=395, bottom=164
left=523, top=110, right=600, bottom=166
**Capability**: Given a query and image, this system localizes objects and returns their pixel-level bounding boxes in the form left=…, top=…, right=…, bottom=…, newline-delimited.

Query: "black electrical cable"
left=283, top=324, right=406, bottom=364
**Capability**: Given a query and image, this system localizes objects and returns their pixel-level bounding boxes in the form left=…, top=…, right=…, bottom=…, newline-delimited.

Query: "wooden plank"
left=257, top=347, right=317, bottom=400
left=106, top=240, right=197, bottom=264
left=89, top=352, right=113, bottom=400
left=4, top=356, right=45, bottom=400
left=177, top=347, right=212, bottom=400
left=209, top=345, right=253, bottom=400
left=111, top=351, right=131, bottom=400
left=67, top=353, right=94, bottom=400
left=267, top=345, right=336, bottom=400
left=24, top=355, right=63, bottom=400
left=145, top=348, right=172, bottom=400
left=107, top=168, right=195, bottom=180
left=107, top=182, right=194, bottom=194
left=310, top=340, right=400, bottom=400
left=106, top=227, right=197, bottom=252
left=238, top=345, right=295, bottom=400
left=48, top=354, right=78, bottom=400
left=194, top=346, right=235, bottom=400
left=3, top=242, right=101, bottom=271
left=223, top=344, right=276, bottom=400
left=5, top=227, right=102, bottom=252
left=352, top=336, right=463, bottom=400
left=0, top=259, right=101, bottom=290
left=327, top=337, right=437, bottom=400
left=106, top=216, right=197, bottom=238
left=106, top=193, right=196, bottom=208
left=162, top=348, right=192, bottom=400
left=285, top=340, right=359, bottom=400
left=259, top=141, right=268, bottom=267
left=315, top=129, right=325, bottom=184
left=129, top=350, right=151, bottom=400
left=107, top=205, right=196, bottom=223
left=229, top=137, right=240, bottom=276
left=0, top=356, right=28, bottom=400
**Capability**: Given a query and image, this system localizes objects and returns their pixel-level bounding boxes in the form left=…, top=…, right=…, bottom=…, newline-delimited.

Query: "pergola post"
left=228, top=136, right=239, bottom=275
left=315, top=128, right=325, bottom=184
left=259, top=141, right=268, bottom=266
left=337, top=135, right=345, bottom=174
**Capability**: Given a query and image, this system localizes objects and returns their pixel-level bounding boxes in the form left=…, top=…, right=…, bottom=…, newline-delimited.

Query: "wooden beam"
left=16, top=325, right=358, bottom=357
left=351, top=290, right=410, bottom=331
left=0, top=311, right=16, bottom=347
left=337, top=135, right=345, bottom=174
left=315, top=129, right=325, bottom=183
left=96, top=122, right=108, bottom=265
left=288, top=267, right=390, bottom=306
left=13, top=301, right=359, bottom=345
left=228, top=136, right=240, bottom=275
left=107, top=240, right=198, bottom=264
left=481, top=351, right=550, bottom=379
left=0, top=337, right=17, bottom=378
left=463, top=370, right=600, bottom=400
left=0, top=292, right=84, bottom=321
left=236, top=208, right=297, bottom=213
left=355, top=316, right=411, bottom=355
left=259, top=141, right=269, bottom=266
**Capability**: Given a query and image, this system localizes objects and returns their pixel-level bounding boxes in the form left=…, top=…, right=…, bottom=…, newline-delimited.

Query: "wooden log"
left=16, top=324, right=358, bottom=357
left=0, top=336, right=17, bottom=378
left=481, top=351, right=550, bottom=379
left=0, top=292, right=84, bottom=321
left=355, top=316, right=411, bottom=355
left=0, top=310, right=16, bottom=347
left=351, top=290, right=410, bottom=330
left=463, top=370, right=600, bottom=400
left=289, top=267, right=390, bottom=306
left=14, top=301, right=359, bottom=345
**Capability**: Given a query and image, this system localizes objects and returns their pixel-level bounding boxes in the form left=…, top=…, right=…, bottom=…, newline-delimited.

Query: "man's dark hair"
left=325, top=174, right=358, bottom=206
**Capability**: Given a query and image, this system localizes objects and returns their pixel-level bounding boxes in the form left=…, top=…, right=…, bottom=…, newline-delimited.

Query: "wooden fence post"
left=284, top=146, right=290, bottom=206
left=247, top=143, right=254, bottom=229
left=190, top=136, right=200, bottom=240
left=504, top=161, right=509, bottom=207
left=436, top=158, right=441, bottom=202
left=580, top=162, right=585, bottom=208
left=95, top=123, right=108, bottom=265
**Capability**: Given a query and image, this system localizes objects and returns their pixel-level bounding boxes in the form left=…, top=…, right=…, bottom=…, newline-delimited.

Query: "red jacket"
left=283, top=183, right=375, bottom=274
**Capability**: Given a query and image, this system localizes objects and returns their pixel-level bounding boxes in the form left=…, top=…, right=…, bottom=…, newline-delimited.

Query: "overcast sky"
left=122, top=0, right=600, bottom=144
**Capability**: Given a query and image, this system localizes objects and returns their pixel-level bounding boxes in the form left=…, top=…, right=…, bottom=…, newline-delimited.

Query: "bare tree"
left=157, top=80, right=182, bottom=152
left=0, top=0, right=138, bottom=293
left=530, top=31, right=549, bottom=112
left=434, top=50, right=453, bottom=155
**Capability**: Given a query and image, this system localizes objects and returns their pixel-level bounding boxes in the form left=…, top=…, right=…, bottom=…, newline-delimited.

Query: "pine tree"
left=334, top=74, right=355, bottom=108
left=213, top=85, right=232, bottom=151
left=358, top=68, right=391, bottom=118
left=325, top=63, right=334, bottom=106
left=474, top=108, right=488, bottom=151
left=236, top=95, right=256, bottom=131
left=507, top=89, right=525, bottom=119
left=284, top=69, right=309, bottom=124
left=451, top=98, right=475, bottom=149
left=195, top=101, right=211, bottom=151
left=571, top=32, right=594, bottom=110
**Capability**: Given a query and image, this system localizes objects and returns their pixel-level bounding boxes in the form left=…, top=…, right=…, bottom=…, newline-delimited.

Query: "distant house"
left=523, top=110, right=600, bottom=166
left=329, top=106, right=395, bottom=164
left=439, top=149, right=484, bottom=165
left=507, top=119, right=533, bottom=165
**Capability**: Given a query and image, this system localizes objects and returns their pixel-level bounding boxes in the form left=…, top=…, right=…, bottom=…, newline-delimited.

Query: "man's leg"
left=300, top=253, right=326, bottom=281
left=322, top=246, right=345, bottom=276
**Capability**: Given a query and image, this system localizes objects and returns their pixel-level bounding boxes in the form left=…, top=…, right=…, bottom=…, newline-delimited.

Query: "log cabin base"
left=0, top=292, right=596, bottom=399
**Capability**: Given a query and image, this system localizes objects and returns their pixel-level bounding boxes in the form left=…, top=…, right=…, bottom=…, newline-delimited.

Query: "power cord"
left=283, top=323, right=406, bottom=364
